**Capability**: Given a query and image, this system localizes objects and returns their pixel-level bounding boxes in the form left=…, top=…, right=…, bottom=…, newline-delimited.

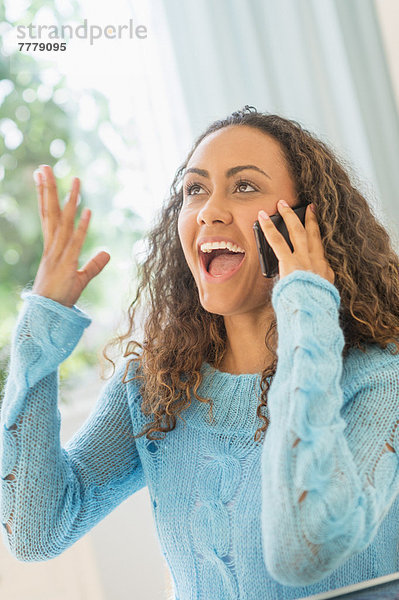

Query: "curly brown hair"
left=101, top=105, right=399, bottom=444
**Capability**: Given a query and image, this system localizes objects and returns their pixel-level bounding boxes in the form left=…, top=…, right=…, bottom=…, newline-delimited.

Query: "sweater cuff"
left=271, top=270, right=341, bottom=310
left=1, top=293, right=92, bottom=428
left=20, top=291, right=92, bottom=327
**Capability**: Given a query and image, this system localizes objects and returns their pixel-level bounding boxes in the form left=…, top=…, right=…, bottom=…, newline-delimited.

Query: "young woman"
left=1, top=106, right=399, bottom=600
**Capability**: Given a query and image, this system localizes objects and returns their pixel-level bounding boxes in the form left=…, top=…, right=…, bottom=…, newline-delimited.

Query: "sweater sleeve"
left=260, top=270, right=399, bottom=587
left=0, top=292, right=146, bottom=562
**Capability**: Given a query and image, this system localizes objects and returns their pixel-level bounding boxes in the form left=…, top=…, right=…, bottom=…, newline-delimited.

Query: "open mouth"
left=200, top=248, right=246, bottom=277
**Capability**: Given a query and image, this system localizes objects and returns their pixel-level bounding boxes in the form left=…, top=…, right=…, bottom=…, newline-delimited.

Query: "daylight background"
left=0, top=0, right=399, bottom=599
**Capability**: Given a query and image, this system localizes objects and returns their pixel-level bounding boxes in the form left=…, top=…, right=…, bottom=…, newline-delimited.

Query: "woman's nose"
left=197, top=191, right=231, bottom=223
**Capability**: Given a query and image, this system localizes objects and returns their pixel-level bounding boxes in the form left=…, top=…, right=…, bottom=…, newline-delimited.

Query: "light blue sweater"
left=1, top=270, right=399, bottom=600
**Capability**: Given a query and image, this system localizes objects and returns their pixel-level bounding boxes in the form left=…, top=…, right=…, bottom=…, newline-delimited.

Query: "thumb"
left=78, top=251, right=111, bottom=283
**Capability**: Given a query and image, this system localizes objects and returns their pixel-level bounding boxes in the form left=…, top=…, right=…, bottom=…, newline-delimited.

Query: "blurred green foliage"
left=0, top=0, right=144, bottom=401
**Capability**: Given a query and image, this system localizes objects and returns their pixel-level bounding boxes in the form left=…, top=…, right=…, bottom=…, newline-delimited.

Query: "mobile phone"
left=253, top=203, right=310, bottom=278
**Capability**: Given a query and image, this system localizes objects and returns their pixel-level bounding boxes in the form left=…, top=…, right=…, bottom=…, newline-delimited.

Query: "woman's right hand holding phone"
left=32, top=165, right=111, bottom=308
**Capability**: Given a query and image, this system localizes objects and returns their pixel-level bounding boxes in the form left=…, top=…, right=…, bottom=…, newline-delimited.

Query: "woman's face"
left=177, top=125, right=298, bottom=317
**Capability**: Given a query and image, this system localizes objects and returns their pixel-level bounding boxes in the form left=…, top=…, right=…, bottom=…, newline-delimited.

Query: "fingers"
left=31, top=164, right=110, bottom=305
left=304, top=203, right=323, bottom=255
left=39, top=165, right=61, bottom=248
left=63, top=177, right=80, bottom=215
left=33, top=169, right=46, bottom=243
left=33, top=165, right=110, bottom=277
left=63, top=206, right=92, bottom=260
left=33, top=165, right=87, bottom=259
left=258, top=201, right=309, bottom=259
left=77, top=251, right=111, bottom=285
left=52, top=177, right=81, bottom=255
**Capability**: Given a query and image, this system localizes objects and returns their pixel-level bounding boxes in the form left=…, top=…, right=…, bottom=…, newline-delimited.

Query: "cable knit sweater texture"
left=1, top=269, right=399, bottom=600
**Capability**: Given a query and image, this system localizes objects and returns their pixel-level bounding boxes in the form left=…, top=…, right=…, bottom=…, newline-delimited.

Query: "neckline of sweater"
left=179, top=362, right=270, bottom=434
left=202, top=361, right=265, bottom=379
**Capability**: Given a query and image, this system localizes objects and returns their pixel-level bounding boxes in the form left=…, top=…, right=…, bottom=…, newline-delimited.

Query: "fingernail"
left=33, top=169, right=41, bottom=185
left=279, top=199, right=289, bottom=207
left=39, top=165, right=48, bottom=181
left=258, top=210, right=269, bottom=221
left=310, top=203, right=316, bottom=213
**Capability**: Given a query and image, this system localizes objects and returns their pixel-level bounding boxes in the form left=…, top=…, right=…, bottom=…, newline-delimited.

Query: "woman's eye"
left=185, top=184, right=202, bottom=196
left=237, top=181, right=256, bottom=192
left=183, top=179, right=258, bottom=197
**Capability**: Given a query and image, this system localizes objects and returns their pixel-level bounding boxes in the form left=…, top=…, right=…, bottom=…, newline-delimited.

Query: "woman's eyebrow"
left=183, top=165, right=272, bottom=180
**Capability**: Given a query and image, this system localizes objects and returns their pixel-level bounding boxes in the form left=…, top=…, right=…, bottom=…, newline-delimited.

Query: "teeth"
left=200, top=241, right=245, bottom=253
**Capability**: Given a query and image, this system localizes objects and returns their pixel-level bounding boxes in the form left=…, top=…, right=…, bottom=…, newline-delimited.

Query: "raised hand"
left=32, top=164, right=111, bottom=308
